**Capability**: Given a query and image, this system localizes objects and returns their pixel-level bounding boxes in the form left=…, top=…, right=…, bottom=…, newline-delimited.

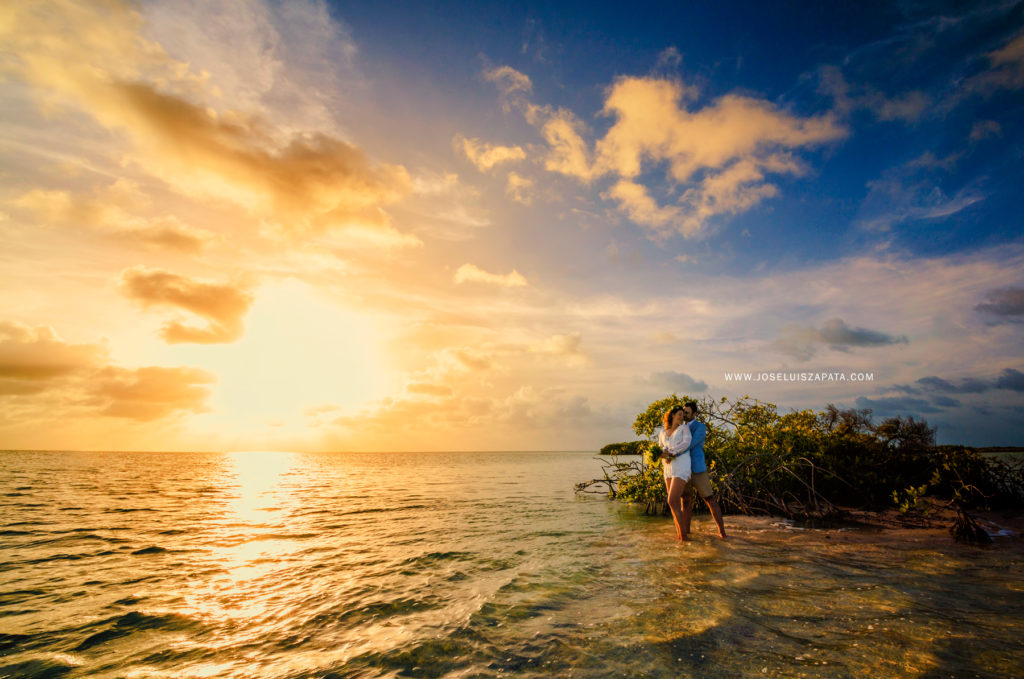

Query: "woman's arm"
left=682, top=422, right=705, bottom=453
left=675, top=425, right=691, bottom=456
left=665, top=425, right=691, bottom=459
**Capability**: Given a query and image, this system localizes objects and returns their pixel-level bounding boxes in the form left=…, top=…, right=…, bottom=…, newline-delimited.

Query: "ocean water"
left=1, top=450, right=1022, bottom=679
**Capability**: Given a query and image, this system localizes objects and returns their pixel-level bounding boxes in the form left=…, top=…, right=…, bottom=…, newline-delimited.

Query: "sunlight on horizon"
left=179, top=280, right=395, bottom=430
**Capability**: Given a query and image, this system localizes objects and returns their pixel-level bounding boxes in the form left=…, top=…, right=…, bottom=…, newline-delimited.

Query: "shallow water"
left=1, top=450, right=1022, bottom=678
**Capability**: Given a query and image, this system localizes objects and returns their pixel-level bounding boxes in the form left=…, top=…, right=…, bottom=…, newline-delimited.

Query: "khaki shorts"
left=687, top=471, right=714, bottom=499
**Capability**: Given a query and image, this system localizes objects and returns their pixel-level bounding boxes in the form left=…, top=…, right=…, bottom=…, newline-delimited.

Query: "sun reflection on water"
left=222, top=451, right=298, bottom=526
left=182, top=451, right=305, bottom=624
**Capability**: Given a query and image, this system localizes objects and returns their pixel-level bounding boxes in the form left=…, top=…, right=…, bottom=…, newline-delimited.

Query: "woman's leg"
left=667, top=477, right=688, bottom=541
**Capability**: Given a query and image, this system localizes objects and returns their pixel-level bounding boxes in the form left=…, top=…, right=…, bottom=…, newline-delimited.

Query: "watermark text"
left=723, top=371, right=874, bottom=383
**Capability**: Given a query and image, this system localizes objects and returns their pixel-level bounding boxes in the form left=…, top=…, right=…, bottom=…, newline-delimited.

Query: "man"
left=680, top=401, right=728, bottom=539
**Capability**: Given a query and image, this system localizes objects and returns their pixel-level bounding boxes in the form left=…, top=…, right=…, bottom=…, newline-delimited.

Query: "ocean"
left=1, top=450, right=1022, bottom=678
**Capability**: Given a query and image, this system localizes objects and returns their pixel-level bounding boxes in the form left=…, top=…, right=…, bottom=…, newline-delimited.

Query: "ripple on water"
left=1, top=451, right=1022, bottom=678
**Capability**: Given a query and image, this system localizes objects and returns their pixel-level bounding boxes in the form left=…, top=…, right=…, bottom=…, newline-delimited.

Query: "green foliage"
left=581, top=394, right=1024, bottom=520
left=893, top=483, right=929, bottom=514
left=616, top=461, right=667, bottom=511
left=599, top=440, right=649, bottom=456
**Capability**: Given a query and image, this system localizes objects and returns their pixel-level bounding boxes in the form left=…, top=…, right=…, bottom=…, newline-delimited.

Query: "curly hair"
left=662, top=406, right=685, bottom=429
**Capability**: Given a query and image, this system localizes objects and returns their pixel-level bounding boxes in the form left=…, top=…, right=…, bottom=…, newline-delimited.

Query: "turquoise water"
left=1, top=450, right=1022, bottom=678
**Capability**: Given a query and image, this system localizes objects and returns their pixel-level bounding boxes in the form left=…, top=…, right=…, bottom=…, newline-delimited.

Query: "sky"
left=1, top=0, right=1022, bottom=452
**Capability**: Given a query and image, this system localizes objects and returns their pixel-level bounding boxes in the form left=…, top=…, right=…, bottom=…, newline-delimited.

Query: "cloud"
left=505, top=172, right=534, bottom=204
left=855, top=395, right=942, bottom=414
left=452, top=349, right=493, bottom=371
left=774, top=318, right=908, bottom=360
left=650, top=331, right=680, bottom=345
left=648, top=371, right=708, bottom=394
left=914, top=368, right=1024, bottom=394
left=654, top=47, right=682, bottom=71
left=594, top=77, right=844, bottom=181
left=330, top=385, right=600, bottom=449
left=10, top=182, right=215, bottom=253
left=917, top=375, right=990, bottom=394
left=817, top=318, right=908, bottom=347
left=976, top=286, right=1024, bottom=319
left=118, top=266, right=254, bottom=343
left=672, top=155, right=796, bottom=237
left=0, top=320, right=214, bottom=422
left=963, top=30, right=1024, bottom=96
left=140, top=0, right=363, bottom=136
left=488, top=69, right=845, bottom=236
left=453, top=263, right=528, bottom=288
left=483, top=65, right=533, bottom=101
left=857, top=153, right=984, bottom=232
left=1, top=0, right=412, bottom=240
left=995, top=368, right=1024, bottom=392
left=454, top=134, right=526, bottom=171
left=101, top=83, right=412, bottom=231
left=406, top=382, right=454, bottom=397
left=969, top=120, right=1002, bottom=142
left=602, top=180, right=681, bottom=233
left=530, top=332, right=588, bottom=367
left=90, top=365, right=215, bottom=420
left=0, top=322, right=105, bottom=392
left=536, top=108, right=599, bottom=182
left=818, top=65, right=931, bottom=123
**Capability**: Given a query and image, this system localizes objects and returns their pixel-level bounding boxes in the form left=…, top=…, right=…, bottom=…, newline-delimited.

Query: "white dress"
left=657, top=425, right=692, bottom=481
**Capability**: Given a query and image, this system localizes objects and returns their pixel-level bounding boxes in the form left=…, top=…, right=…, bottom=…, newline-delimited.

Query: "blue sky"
left=0, top=0, right=1021, bottom=450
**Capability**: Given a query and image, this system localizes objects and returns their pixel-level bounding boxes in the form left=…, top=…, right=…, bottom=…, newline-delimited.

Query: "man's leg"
left=689, top=472, right=728, bottom=539
left=703, top=494, right=728, bottom=539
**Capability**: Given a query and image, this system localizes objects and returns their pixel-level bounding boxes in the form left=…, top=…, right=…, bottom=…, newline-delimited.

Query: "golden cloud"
left=597, top=78, right=843, bottom=182
left=529, top=332, right=589, bottom=367
left=0, top=322, right=104, bottom=391
left=538, top=109, right=598, bottom=182
left=92, top=82, right=412, bottom=232
left=406, top=382, right=454, bottom=397
left=90, top=365, right=215, bottom=421
left=328, top=386, right=595, bottom=447
left=10, top=183, right=214, bottom=253
left=454, top=134, right=526, bottom=171
left=118, top=266, right=253, bottom=344
left=505, top=172, right=534, bottom=204
left=452, top=349, right=493, bottom=371
left=453, top=263, right=528, bottom=288
left=483, top=65, right=533, bottom=99
left=488, top=67, right=846, bottom=236
left=602, top=180, right=681, bottom=232
left=2, top=0, right=412, bottom=239
left=0, top=319, right=213, bottom=423
left=588, top=77, right=844, bottom=235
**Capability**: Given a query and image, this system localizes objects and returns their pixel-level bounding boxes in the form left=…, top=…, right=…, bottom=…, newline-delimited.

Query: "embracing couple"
left=657, top=401, right=728, bottom=542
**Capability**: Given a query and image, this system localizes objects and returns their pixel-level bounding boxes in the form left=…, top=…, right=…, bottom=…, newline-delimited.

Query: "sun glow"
left=171, top=279, right=395, bottom=433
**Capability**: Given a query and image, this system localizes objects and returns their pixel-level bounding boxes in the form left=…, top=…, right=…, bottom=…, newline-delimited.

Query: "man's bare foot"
left=717, top=532, right=728, bottom=540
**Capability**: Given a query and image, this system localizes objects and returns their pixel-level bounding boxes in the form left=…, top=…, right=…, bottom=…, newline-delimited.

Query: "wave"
left=131, top=546, right=168, bottom=555
left=73, top=611, right=204, bottom=651
left=0, top=589, right=47, bottom=606
left=0, top=657, right=80, bottom=679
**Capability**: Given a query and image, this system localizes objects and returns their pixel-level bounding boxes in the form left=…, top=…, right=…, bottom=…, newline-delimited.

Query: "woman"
left=656, top=405, right=692, bottom=541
